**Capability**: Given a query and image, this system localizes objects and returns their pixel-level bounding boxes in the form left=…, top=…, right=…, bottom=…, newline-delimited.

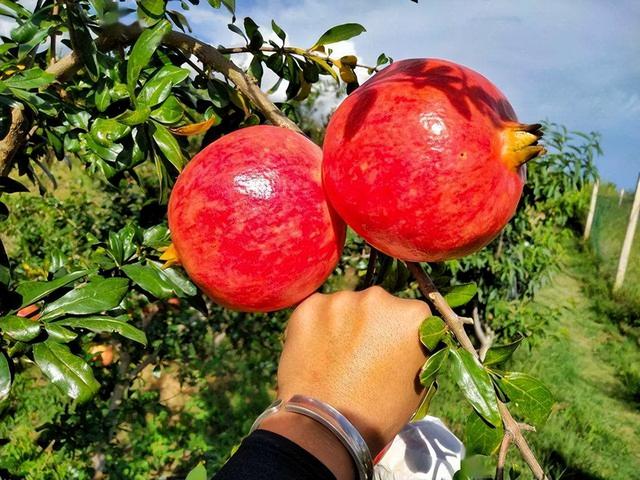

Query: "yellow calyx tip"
left=159, top=243, right=181, bottom=269
left=502, top=123, right=545, bottom=170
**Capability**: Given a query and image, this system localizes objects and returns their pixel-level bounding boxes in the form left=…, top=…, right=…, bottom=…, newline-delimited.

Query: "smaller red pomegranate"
left=322, top=58, right=544, bottom=262
left=168, top=125, right=345, bottom=312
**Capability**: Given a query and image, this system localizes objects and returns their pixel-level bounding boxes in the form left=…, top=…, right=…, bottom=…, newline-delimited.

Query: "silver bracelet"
left=250, top=395, right=373, bottom=480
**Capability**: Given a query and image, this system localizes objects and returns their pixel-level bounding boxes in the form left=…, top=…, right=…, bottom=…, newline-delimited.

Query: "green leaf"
left=0, top=0, right=30, bottom=18
left=138, top=0, right=167, bottom=26
left=0, top=351, right=11, bottom=401
left=45, top=324, right=78, bottom=343
left=40, top=278, right=129, bottom=321
left=419, top=315, right=447, bottom=351
left=67, top=5, right=99, bottom=80
left=412, top=382, right=437, bottom=421
left=2, top=68, right=55, bottom=89
left=464, top=412, right=503, bottom=456
left=10, top=21, right=37, bottom=43
left=15, top=270, right=88, bottom=307
left=32, top=341, right=100, bottom=403
left=137, top=65, right=189, bottom=108
left=186, top=463, right=207, bottom=480
left=499, top=372, right=553, bottom=428
left=311, top=23, right=366, bottom=50
left=117, top=107, right=151, bottom=126
left=0, top=315, right=40, bottom=342
left=453, top=455, right=495, bottom=480
left=221, top=0, right=235, bottom=15
left=306, top=55, right=338, bottom=82
left=84, top=134, right=123, bottom=161
left=54, top=316, right=147, bottom=346
left=122, top=262, right=174, bottom=299
left=419, top=347, right=449, bottom=387
left=271, top=19, right=286, bottom=42
left=150, top=261, right=196, bottom=297
left=90, top=119, right=131, bottom=147
left=151, top=121, right=185, bottom=171
left=449, top=348, right=500, bottom=427
left=444, top=282, right=477, bottom=308
left=0, top=176, right=28, bottom=193
left=143, top=225, right=170, bottom=248
left=484, top=336, right=525, bottom=366
left=127, top=19, right=172, bottom=95
left=150, top=95, right=183, bottom=124
left=94, top=79, right=111, bottom=112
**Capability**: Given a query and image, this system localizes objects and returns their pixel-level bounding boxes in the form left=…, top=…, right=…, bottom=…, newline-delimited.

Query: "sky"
left=184, top=0, right=640, bottom=189
left=2, top=0, right=639, bottom=188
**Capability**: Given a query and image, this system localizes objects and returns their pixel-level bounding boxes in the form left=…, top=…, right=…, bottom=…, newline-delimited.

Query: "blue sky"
left=185, top=0, right=640, bottom=189
left=3, top=1, right=637, bottom=188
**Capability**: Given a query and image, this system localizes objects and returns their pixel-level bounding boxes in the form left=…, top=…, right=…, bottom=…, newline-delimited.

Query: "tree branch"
left=0, top=22, right=301, bottom=176
left=472, top=305, right=494, bottom=362
left=495, top=431, right=512, bottom=480
left=406, top=262, right=548, bottom=480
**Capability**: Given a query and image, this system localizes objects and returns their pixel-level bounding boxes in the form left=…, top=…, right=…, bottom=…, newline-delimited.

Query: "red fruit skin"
left=168, top=125, right=345, bottom=312
left=323, top=58, right=525, bottom=262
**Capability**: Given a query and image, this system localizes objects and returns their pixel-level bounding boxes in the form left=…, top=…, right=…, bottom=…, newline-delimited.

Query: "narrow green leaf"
left=122, top=262, right=174, bottom=299
left=419, top=315, right=447, bottom=351
left=54, top=316, right=147, bottom=346
left=306, top=55, right=338, bottom=82
left=419, top=347, right=449, bottom=387
left=94, top=79, right=111, bottom=112
left=150, top=261, right=196, bottom=297
left=449, top=348, right=500, bottom=427
left=32, top=341, right=100, bottom=403
left=484, top=336, right=525, bottom=366
left=412, top=382, right=437, bottom=422
left=127, top=19, right=172, bottom=95
left=186, top=463, right=207, bottom=480
left=221, top=0, right=235, bottom=14
left=271, top=19, right=286, bottom=42
left=0, top=351, right=11, bottom=401
left=67, top=5, right=100, bottom=80
left=464, top=412, right=503, bottom=456
left=45, top=324, right=78, bottom=343
left=0, top=315, right=40, bottom=342
left=2, top=68, right=55, bottom=89
left=15, top=270, right=88, bottom=307
left=311, top=23, right=366, bottom=50
left=40, top=277, right=129, bottom=321
left=499, top=372, right=554, bottom=428
left=444, top=282, right=478, bottom=308
left=151, top=122, right=185, bottom=171
left=137, top=65, right=189, bottom=107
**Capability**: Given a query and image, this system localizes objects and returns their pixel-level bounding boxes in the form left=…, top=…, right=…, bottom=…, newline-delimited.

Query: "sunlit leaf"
left=499, top=372, right=553, bottom=428
left=0, top=315, right=40, bottom=342
left=419, top=315, right=447, bottom=351
left=54, top=316, right=147, bottom=346
left=127, top=19, right=172, bottom=95
left=33, top=340, right=100, bottom=403
left=444, top=282, right=478, bottom=308
left=310, top=23, right=366, bottom=50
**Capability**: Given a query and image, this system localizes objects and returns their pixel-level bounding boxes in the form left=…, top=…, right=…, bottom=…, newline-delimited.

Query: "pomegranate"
left=322, top=58, right=544, bottom=262
left=168, top=125, right=345, bottom=312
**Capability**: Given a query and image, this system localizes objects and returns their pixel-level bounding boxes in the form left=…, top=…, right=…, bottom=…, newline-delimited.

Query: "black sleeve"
left=214, top=429, right=337, bottom=480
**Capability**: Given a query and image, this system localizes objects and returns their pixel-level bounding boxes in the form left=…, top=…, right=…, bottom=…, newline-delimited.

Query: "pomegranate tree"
left=322, top=58, right=544, bottom=261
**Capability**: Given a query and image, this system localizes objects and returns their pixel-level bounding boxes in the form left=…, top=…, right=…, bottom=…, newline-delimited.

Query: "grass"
left=429, top=237, right=640, bottom=479
left=589, top=183, right=640, bottom=299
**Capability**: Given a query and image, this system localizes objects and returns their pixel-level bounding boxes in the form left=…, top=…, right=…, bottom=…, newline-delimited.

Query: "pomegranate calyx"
left=159, top=243, right=181, bottom=269
left=502, top=123, right=546, bottom=171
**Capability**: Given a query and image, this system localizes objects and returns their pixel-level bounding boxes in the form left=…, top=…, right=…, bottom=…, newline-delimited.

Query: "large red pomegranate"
left=322, top=58, right=544, bottom=262
left=168, top=125, right=345, bottom=312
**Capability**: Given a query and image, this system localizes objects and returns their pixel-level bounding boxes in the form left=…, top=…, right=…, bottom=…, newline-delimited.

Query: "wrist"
left=260, top=410, right=356, bottom=480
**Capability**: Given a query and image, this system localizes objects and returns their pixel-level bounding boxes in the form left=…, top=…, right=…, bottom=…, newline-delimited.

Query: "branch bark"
left=0, top=22, right=301, bottom=176
left=406, top=262, right=548, bottom=480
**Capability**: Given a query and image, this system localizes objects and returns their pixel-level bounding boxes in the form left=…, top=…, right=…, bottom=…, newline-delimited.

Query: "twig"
left=472, top=305, right=494, bottom=362
left=495, top=431, right=513, bottom=480
left=217, top=45, right=378, bottom=72
left=406, top=262, right=548, bottom=480
left=49, top=0, right=59, bottom=66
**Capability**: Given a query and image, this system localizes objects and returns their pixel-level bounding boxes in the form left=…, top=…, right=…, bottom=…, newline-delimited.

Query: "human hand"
left=260, top=286, right=430, bottom=478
